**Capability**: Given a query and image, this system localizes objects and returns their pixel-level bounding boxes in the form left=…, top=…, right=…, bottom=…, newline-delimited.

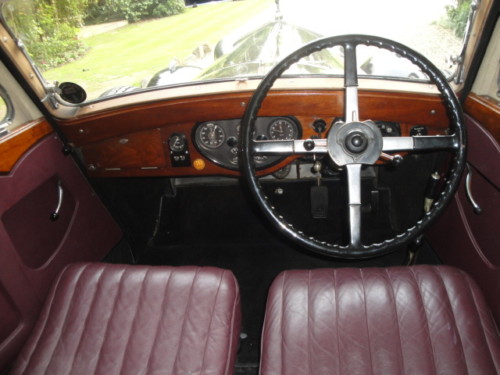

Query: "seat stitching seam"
left=199, top=270, right=224, bottom=375
left=307, top=270, right=312, bottom=375
left=21, top=265, right=72, bottom=374
left=281, top=272, right=286, bottom=375
left=67, top=267, right=106, bottom=373
left=333, top=270, right=341, bottom=375
left=464, top=271, right=497, bottom=372
left=384, top=268, right=405, bottom=375
left=116, top=267, right=148, bottom=375
left=410, top=267, right=438, bottom=375
left=144, top=269, right=173, bottom=374
left=92, top=267, right=126, bottom=373
left=360, top=269, right=374, bottom=375
left=223, top=271, right=239, bottom=375
left=43, top=264, right=89, bottom=375
left=171, top=267, right=200, bottom=374
left=434, top=268, right=468, bottom=373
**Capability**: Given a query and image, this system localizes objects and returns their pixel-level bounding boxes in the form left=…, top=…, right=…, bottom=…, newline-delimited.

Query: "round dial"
left=268, top=118, right=297, bottom=140
left=169, top=134, right=186, bottom=151
left=199, top=123, right=225, bottom=149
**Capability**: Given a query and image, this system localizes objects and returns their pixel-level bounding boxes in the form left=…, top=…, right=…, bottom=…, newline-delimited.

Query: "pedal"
left=311, top=184, right=328, bottom=219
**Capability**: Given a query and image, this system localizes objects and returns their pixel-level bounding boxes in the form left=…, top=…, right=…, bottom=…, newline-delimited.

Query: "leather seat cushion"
left=261, top=265, right=500, bottom=375
left=11, top=263, right=241, bottom=375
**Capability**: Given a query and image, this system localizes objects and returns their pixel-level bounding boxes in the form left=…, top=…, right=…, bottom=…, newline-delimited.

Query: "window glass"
left=1, top=0, right=474, bottom=102
left=0, top=95, right=7, bottom=123
left=0, top=91, right=12, bottom=136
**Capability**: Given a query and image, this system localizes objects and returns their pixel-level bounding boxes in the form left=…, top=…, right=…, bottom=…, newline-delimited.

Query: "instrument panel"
left=193, top=117, right=301, bottom=170
left=70, top=89, right=450, bottom=178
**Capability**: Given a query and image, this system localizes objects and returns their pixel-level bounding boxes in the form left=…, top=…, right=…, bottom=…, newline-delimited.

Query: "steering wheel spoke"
left=346, top=164, right=362, bottom=248
left=382, top=134, right=460, bottom=152
left=252, top=139, right=329, bottom=155
left=344, top=43, right=359, bottom=123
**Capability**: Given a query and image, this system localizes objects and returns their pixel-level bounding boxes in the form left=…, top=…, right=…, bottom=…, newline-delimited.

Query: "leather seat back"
left=11, top=263, right=241, bottom=375
left=261, top=266, right=500, bottom=375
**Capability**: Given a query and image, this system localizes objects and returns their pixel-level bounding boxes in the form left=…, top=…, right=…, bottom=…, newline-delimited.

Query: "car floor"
left=97, top=179, right=441, bottom=375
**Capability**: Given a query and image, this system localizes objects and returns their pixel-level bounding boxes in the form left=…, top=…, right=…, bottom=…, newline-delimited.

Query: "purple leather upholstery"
left=10, top=263, right=241, bottom=375
left=261, top=266, right=500, bottom=375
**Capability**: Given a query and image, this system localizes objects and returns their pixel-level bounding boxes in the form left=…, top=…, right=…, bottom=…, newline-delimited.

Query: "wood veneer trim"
left=58, top=90, right=448, bottom=146
left=464, top=93, right=500, bottom=142
left=0, top=119, right=53, bottom=173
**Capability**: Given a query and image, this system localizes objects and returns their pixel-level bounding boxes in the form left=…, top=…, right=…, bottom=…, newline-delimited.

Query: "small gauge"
left=254, top=155, right=268, bottom=164
left=169, top=133, right=186, bottom=151
left=269, top=118, right=297, bottom=140
left=199, top=122, right=225, bottom=149
left=273, top=164, right=292, bottom=179
left=229, top=147, right=239, bottom=165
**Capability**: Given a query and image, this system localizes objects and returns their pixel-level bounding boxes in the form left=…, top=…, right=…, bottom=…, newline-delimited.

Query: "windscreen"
left=0, top=0, right=473, bottom=102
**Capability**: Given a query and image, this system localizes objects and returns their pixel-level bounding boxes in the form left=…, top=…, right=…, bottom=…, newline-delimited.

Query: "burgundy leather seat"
left=261, top=266, right=500, bottom=375
left=10, top=263, right=241, bottom=375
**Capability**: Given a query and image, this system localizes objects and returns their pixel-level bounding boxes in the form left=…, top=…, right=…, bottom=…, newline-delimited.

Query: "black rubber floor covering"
left=100, top=179, right=440, bottom=372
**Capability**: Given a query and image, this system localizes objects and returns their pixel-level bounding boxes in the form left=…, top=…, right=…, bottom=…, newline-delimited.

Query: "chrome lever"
left=50, top=180, right=64, bottom=221
left=465, top=164, right=482, bottom=215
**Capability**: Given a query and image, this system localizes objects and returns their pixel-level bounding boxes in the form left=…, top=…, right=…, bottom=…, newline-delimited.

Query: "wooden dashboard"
left=59, top=89, right=450, bottom=178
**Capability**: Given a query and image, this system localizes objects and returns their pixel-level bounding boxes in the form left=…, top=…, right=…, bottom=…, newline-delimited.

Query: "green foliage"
left=124, top=0, right=185, bottom=23
left=85, top=0, right=184, bottom=24
left=445, top=0, right=472, bottom=38
left=2, top=0, right=90, bottom=70
left=84, top=0, right=129, bottom=25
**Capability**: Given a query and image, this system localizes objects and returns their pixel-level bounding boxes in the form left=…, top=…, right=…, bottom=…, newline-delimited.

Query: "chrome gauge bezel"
left=268, top=118, right=298, bottom=140
left=197, top=122, right=226, bottom=149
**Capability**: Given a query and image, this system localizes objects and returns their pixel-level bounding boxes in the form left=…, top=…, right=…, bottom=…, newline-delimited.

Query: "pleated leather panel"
left=11, top=263, right=241, bottom=375
left=261, top=266, right=500, bottom=375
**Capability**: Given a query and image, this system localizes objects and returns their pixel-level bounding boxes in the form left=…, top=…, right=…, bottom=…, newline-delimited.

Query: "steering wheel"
left=240, top=35, right=466, bottom=259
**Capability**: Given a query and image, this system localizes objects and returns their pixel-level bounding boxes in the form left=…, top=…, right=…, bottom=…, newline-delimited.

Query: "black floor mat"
left=98, top=178, right=440, bottom=369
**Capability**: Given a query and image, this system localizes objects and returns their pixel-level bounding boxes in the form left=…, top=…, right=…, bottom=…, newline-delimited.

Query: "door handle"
left=465, top=164, right=482, bottom=215
left=50, top=180, right=64, bottom=221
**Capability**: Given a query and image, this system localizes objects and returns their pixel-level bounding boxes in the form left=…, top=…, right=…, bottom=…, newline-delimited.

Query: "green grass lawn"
left=43, top=0, right=271, bottom=100
left=0, top=99, right=6, bottom=121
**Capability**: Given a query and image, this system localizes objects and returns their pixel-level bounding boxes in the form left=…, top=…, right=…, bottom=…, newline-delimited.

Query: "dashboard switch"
left=410, top=125, right=428, bottom=136
left=304, top=139, right=315, bottom=151
left=193, top=158, right=206, bottom=171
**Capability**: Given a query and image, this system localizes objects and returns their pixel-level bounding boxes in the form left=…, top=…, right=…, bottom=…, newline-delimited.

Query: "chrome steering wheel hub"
left=328, top=120, right=383, bottom=166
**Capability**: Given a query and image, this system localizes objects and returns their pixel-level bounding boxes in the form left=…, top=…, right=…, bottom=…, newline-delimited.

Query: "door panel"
left=427, top=112, right=500, bottom=323
left=0, top=121, right=123, bottom=369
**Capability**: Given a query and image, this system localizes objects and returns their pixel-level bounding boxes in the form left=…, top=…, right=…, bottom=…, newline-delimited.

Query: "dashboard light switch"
left=193, top=158, right=206, bottom=170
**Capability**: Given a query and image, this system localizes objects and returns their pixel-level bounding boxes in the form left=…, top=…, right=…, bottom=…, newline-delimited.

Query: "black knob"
left=345, top=132, right=368, bottom=153
left=312, top=119, right=326, bottom=134
left=303, top=139, right=315, bottom=151
left=256, top=134, right=268, bottom=141
left=227, top=137, right=238, bottom=147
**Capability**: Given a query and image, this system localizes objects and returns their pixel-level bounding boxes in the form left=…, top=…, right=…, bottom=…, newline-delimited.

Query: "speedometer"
left=199, top=122, right=225, bottom=149
left=268, top=118, right=297, bottom=140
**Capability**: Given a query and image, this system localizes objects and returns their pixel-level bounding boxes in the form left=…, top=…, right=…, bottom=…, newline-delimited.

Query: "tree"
left=445, top=0, right=472, bottom=38
left=3, top=0, right=92, bottom=69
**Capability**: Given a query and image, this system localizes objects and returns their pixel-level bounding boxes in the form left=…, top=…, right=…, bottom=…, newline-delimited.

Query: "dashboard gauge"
left=273, top=164, right=292, bottom=179
left=199, top=122, right=225, bottom=149
left=169, top=133, right=186, bottom=151
left=268, top=118, right=297, bottom=140
left=254, top=155, right=268, bottom=164
left=229, top=147, right=239, bottom=165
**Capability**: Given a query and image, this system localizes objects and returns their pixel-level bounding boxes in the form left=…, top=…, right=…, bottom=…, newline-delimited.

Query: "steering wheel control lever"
left=380, top=152, right=403, bottom=166
left=242, top=35, right=466, bottom=258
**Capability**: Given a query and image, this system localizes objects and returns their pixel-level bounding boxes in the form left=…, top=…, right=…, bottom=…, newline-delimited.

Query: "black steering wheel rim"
left=241, top=34, right=466, bottom=259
